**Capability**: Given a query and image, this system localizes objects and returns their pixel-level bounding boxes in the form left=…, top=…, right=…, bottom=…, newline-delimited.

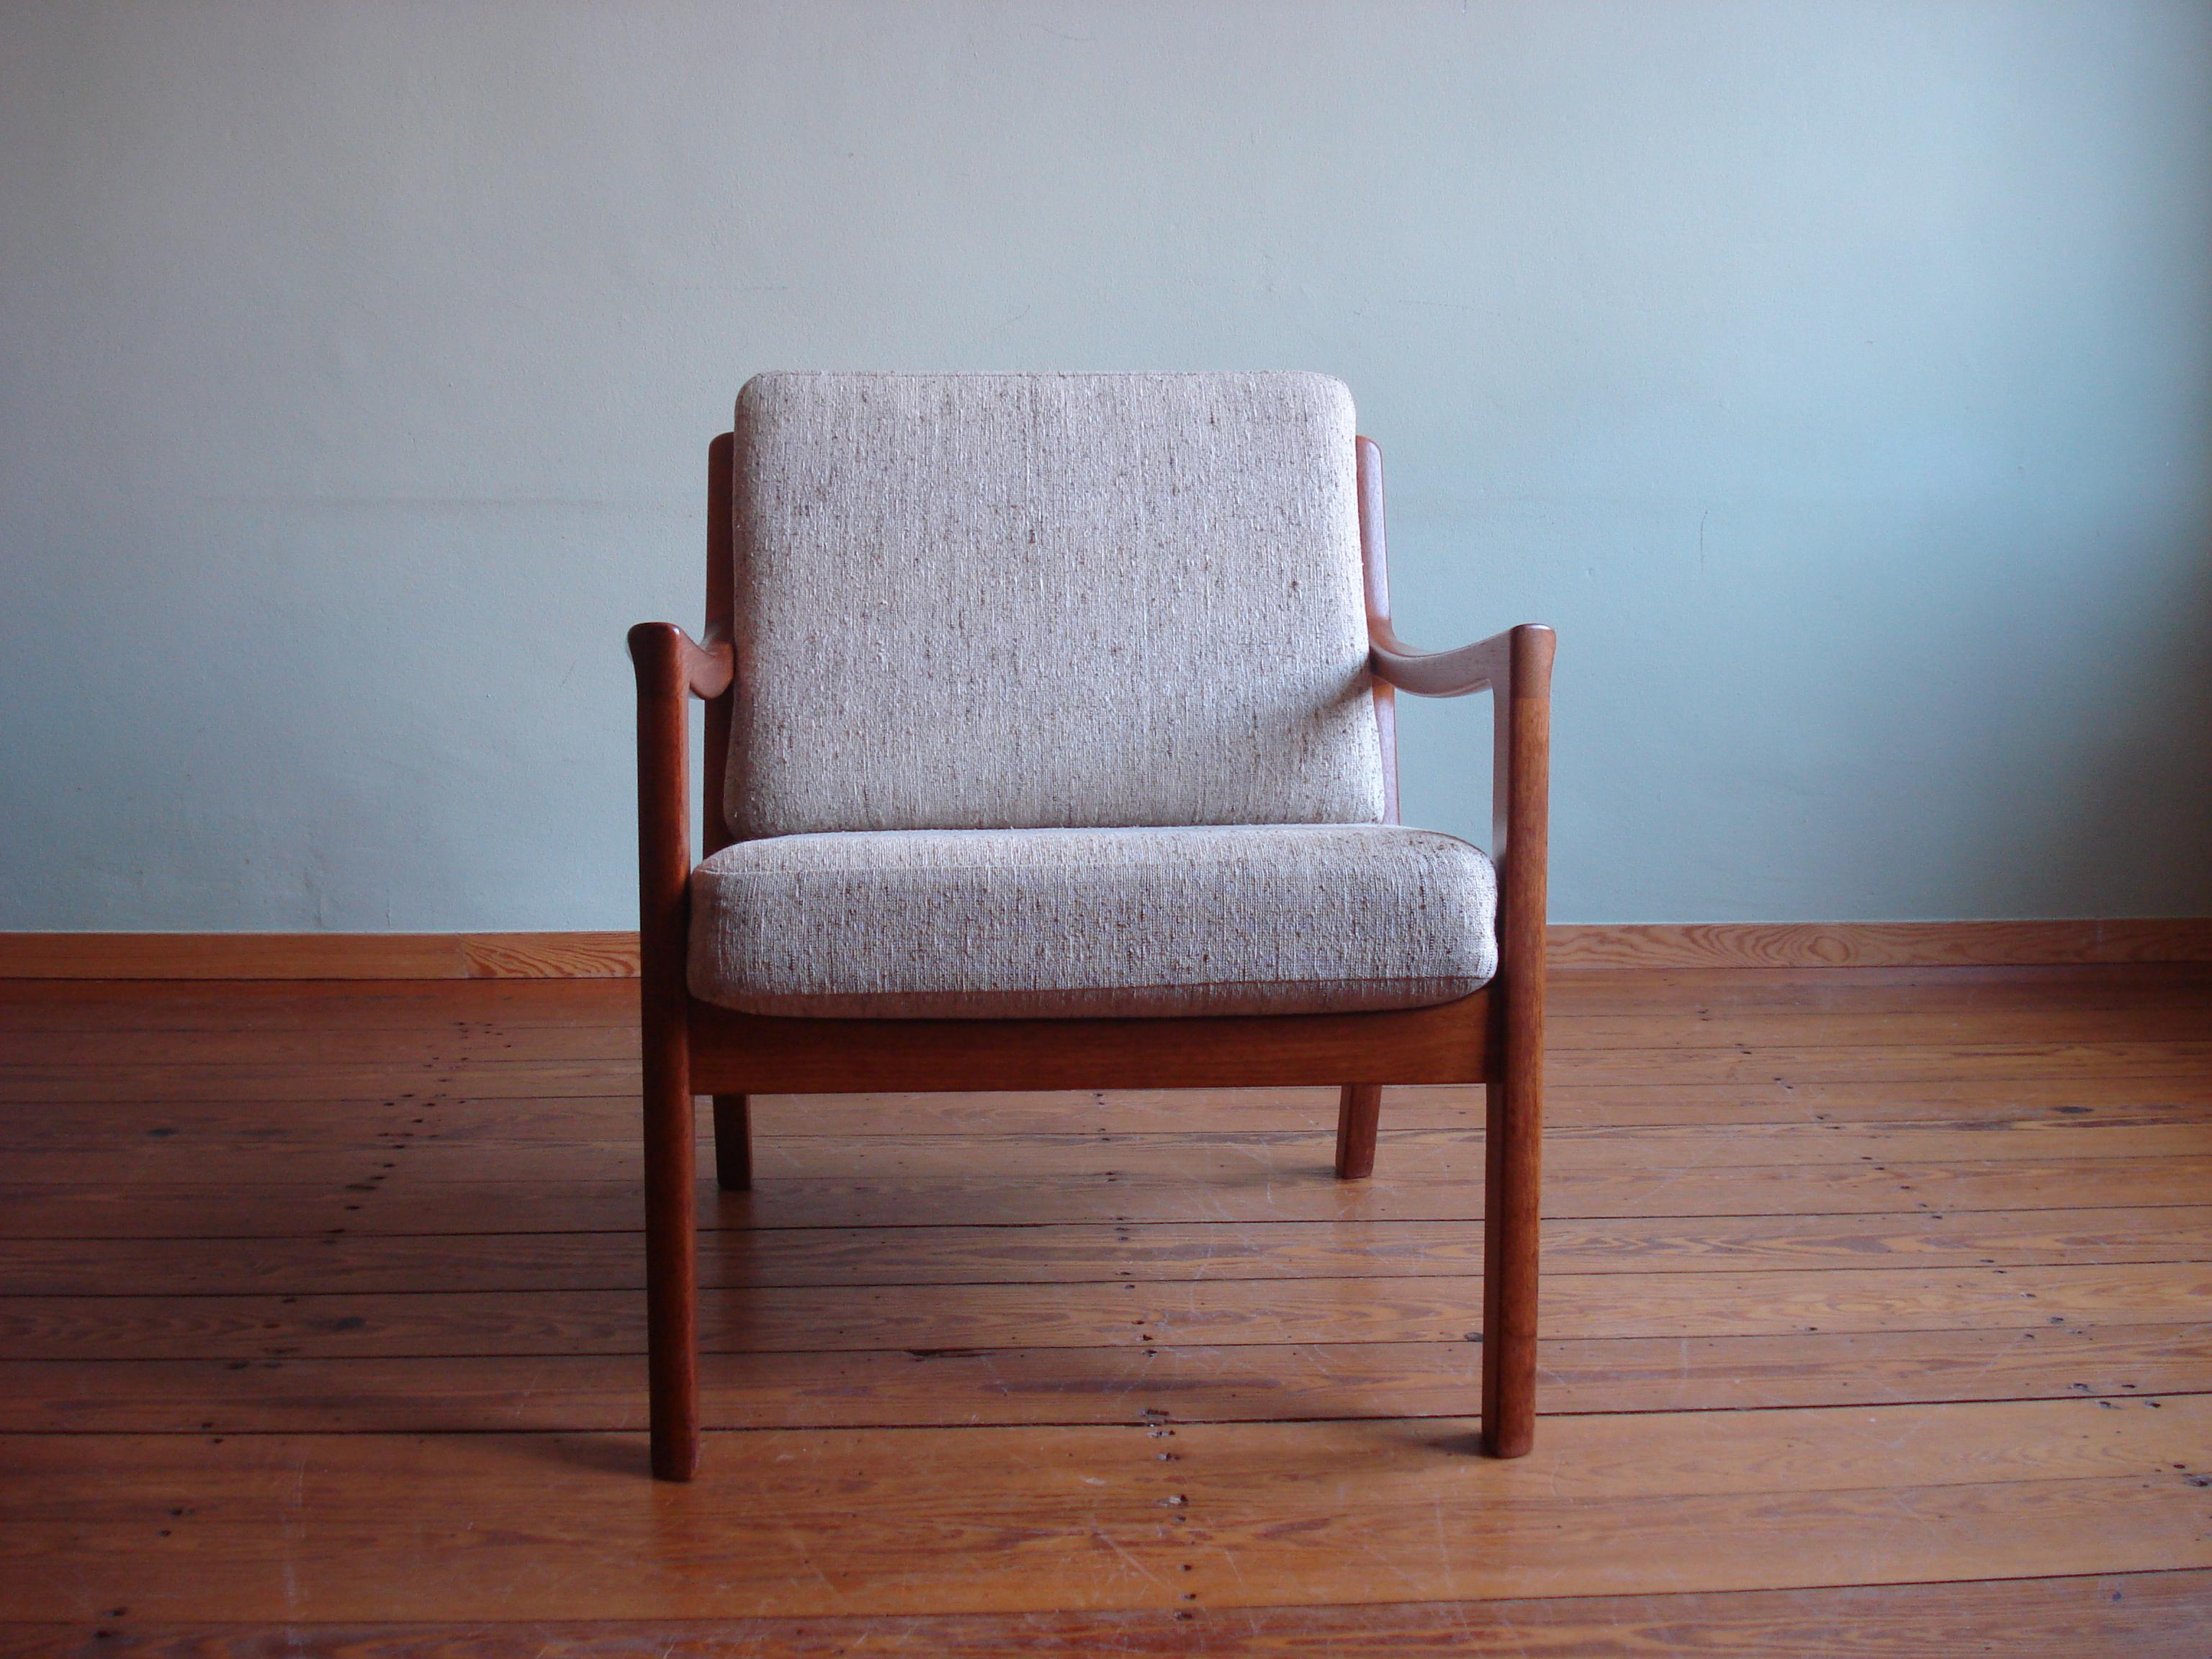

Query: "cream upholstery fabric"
left=727, top=372, right=1385, bottom=839
left=688, top=825, right=1496, bottom=1019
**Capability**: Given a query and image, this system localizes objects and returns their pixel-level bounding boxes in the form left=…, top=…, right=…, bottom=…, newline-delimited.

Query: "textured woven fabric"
left=726, top=372, right=1385, bottom=839
left=688, top=824, right=1496, bottom=1019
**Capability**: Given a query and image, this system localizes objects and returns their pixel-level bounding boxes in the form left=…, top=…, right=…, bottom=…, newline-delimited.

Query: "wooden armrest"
left=1370, top=620, right=1555, bottom=701
left=627, top=622, right=734, bottom=699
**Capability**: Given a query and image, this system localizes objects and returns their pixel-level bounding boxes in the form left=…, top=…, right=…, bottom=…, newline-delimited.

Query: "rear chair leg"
left=712, top=1094, right=752, bottom=1191
left=1335, top=1084, right=1382, bottom=1179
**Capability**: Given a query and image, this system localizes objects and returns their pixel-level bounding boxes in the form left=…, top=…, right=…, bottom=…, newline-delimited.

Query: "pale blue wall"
left=3, top=0, right=2208, bottom=927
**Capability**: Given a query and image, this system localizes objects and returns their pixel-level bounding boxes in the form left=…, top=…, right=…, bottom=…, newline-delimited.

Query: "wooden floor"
left=2, top=963, right=2210, bottom=1654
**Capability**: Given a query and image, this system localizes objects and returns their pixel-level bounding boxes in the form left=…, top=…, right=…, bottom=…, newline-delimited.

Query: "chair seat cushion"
left=688, top=825, right=1496, bottom=1020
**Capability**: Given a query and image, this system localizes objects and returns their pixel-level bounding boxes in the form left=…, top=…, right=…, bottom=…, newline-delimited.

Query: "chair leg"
left=1480, top=1032, right=1542, bottom=1459
left=644, top=1062, right=699, bottom=1480
left=1334, top=1084, right=1382, bottom=1179
left=1480, top=620, right=1551, bottom=1457
left=712, top=1093, right=752, bottom=1191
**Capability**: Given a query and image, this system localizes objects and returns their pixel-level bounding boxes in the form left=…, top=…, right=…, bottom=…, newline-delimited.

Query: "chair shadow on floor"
left=490, top=1429, right=655, bottom=1479
left=543, top=1118, right=1496, bottom=1467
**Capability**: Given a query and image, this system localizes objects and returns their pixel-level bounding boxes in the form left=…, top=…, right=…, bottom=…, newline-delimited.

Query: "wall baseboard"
left=0, top=932, right=642, bottom=980
left=1, top=920, right=2208, bottom=980
left=1547, top=919, right=2212, bottom=971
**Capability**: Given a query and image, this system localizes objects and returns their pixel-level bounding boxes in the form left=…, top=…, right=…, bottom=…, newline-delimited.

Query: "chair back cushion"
left=727, top=372, right=1385, bottom=837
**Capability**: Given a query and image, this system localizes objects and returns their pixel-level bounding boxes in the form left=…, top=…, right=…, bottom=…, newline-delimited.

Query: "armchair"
left=630, top=372, right=1552, bottom=1481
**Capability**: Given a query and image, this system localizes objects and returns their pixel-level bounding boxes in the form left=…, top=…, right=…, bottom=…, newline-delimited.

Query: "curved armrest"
left=627, top=621, right=734, bottom=699
left=1370, top=620, right=1554, bottom=701
left=1370, top=614, right=1554, bottom=1060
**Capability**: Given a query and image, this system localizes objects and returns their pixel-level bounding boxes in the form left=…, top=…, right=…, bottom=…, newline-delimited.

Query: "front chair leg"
left=712, top=1094, right=752, bottom=1191
left=1334, top=1084, right=1382, bottom=1179
left=1480, top=1033, right=1542, bottom=1457
left=644, top=1067, right=700, bottom=1480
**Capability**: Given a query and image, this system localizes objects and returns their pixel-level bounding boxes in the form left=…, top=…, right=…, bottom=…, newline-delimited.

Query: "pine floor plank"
left=6, top=1205, right=2206, bottom=1296
left=6, top=1035, right=2211, bottom=1102
left=10, top=1112, right=2212, bottom=1190
left=6, top=1323, right=2207, bottom=1433
left=10, top=998, right=2212, bottom=1064
left=7, top=1262, right=2210, bottom=1361
left=5, top=1569, right=2209, bottom=1658
left=9, top=1155, right=2211, bottom=1236
left=15, top=1081, right=2212, bottom=1153
left=4, top=1401, right=2211, bottom=1619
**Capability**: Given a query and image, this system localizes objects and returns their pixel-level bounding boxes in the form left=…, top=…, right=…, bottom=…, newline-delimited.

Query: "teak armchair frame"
left=629, top=431, right=1554, bottom=1482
